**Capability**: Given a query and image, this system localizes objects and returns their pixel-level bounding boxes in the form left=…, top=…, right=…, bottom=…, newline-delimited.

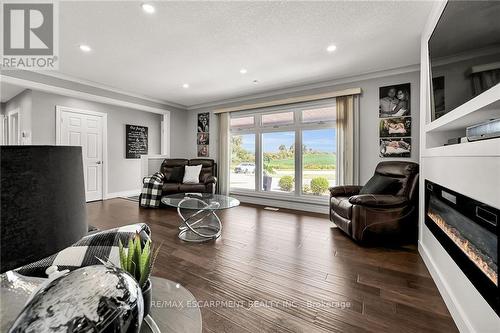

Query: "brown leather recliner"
left=329, top=161, right=419, bottom=244
left=160, top=158, right=217, bottom=195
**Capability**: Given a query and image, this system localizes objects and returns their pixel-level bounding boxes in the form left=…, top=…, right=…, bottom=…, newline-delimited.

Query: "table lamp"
left=0, top=146, right=88, bottom=273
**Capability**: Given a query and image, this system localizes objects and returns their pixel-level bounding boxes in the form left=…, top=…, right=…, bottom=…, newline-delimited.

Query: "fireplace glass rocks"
left=425, top=180, right=498, bottom=315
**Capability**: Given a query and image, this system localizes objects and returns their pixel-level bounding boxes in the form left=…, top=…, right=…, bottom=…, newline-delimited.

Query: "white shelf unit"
left=425, top=84, right=500, bottom=133
left=423, top=137, right=500, bottom=157
left=424, top=84, right=500, bottom=149
left=418, top=2, right=500, bottom=332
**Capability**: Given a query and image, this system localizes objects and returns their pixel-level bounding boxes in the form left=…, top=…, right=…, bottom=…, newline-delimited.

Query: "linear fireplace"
left=425, top=180, right=498, bottom=315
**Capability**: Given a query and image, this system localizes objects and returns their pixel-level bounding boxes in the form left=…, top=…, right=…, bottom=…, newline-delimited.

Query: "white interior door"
left=60, top=110, right=104, bottom=201
left=7, top=110, right=20, bottom=145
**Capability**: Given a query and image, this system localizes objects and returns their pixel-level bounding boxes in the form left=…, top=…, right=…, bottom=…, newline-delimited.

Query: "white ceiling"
left=54, top=1, right=434, bottom=107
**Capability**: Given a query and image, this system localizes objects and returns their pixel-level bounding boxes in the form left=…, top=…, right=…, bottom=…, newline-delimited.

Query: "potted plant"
left=263, top=162, right=275, bottom=191
left=118, top=233, right=160, bottom=317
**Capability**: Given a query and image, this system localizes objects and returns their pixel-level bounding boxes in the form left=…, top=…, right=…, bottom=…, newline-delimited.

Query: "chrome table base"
left=177, top=198, right=222, bottom=242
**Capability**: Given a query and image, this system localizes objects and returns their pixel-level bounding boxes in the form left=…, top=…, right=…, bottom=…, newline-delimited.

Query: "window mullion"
left=295, top=128, right=302, bottom=197
left=256, top=129, right=262, bottom=192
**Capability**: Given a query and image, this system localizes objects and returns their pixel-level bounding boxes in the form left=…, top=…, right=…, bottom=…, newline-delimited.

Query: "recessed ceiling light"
left=79, top=44, right=91, bottom=52
left=141, top=3, right=155, bottom=14
left=326, top=44, right=337, bottom=53
left=182, top=83, right=189, bottom=89
left=240, top=68, right=248, bottom=74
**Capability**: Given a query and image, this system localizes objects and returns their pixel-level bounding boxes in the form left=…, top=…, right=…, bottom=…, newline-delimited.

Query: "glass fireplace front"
left=425, top=180, right=498, bottom=315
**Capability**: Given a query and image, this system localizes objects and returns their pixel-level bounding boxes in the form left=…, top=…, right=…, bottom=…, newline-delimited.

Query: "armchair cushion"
left=166, top=166, right=184, bottom=183
left=359, top=174, right=400, bottom=195
left=331, top=196, right=353, bottom=219
left=348, top=194, right=408, bottom=207
left=329, top=185, right=362, bottom=197
left=179, top=183, right=206, bottom=192
left=162, top=183, right=180, bottom=193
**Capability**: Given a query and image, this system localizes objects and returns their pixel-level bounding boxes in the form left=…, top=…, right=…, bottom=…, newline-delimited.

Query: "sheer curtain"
left=217, top=112, right=231, bottom=195
left=336, top=95, right=360, bottom=185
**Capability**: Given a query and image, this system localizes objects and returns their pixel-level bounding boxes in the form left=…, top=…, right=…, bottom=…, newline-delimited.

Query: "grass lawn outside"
left=266, top=153, right=336, bottom=170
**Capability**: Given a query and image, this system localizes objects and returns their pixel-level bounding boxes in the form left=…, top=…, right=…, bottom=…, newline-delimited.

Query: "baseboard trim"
left=105, top=189, right=141, bottom=200
left=418, top=241, right=473, bottom=333
left=232, top=194, right=329, bottom=214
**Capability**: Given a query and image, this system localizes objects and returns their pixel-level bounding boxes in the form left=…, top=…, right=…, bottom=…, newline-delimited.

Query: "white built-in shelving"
left=424, top=83, right=500, bottom=149
left=425, top=84, right=500, bottom=133
left=423, top=137, right=500, bottom=157
left=418, top=2, right=500, bottom=332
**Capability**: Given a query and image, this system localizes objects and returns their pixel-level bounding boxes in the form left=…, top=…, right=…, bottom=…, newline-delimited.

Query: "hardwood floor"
left=87, top=199, right=458, bottom=333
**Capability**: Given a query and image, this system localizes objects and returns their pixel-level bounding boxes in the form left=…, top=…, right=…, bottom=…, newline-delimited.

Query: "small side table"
left=140, top=276, right=202, bottom=333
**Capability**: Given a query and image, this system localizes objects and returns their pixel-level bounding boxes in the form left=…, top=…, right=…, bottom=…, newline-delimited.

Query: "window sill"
left=230, top=189, right=329, bottom=206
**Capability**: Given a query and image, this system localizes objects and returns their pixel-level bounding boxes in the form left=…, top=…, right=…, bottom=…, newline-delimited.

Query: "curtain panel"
left=336, top=95, right=360, bottom=185
left=217, top=112, right=231, bottom=195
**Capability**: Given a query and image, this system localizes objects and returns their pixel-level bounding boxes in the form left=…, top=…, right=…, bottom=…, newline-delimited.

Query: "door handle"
left=96, top=161, right=102, bottom=165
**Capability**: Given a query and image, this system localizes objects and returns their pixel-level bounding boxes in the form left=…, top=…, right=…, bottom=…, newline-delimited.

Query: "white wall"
left=185, top=70, right=420, bottom=184
left=4, top=89, right=32, bottom=144
left=29, top=90, right=163, bottom=194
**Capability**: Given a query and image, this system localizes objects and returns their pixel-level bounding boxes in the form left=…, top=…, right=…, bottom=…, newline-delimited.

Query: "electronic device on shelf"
left=445, top=137, right=469, bottom=146
left=466, top=118, right=500, bottom=142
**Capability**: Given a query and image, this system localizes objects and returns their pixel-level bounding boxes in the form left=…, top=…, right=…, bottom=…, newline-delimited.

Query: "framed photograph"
left=379, top=138, right=411, bottom=158
left=197, top=132, right=209, bottom=145
left=379, top=117, right=411, bottom=137
left=197, top=145, right=209, bottom=157
left=379, top=83, right=411, bottom=117
left=197, top=112, right=210, bottom=133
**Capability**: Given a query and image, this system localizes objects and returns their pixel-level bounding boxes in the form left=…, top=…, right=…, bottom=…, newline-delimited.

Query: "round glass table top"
left=161, top=193, right=240, bottom=210
left=0, top=272, right=201, bottom=333
left=141, top=276, right=202, bottom=333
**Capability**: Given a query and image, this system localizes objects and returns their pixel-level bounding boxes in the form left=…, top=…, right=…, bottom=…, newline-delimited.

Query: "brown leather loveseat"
left=160, top=158, right=217, bottom=195
left=329, top=161, right=419, bottom=244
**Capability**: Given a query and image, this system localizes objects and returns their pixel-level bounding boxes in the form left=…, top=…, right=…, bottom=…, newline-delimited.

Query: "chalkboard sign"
left=126, top=125, right=148, bottom=159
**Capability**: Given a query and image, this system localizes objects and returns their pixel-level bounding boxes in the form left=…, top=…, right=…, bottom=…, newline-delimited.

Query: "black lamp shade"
left=1, top=146, right=88, bottom=273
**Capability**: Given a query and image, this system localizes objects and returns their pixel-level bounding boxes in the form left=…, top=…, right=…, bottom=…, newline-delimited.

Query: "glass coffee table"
left=161, top=193, right=240, bottom=242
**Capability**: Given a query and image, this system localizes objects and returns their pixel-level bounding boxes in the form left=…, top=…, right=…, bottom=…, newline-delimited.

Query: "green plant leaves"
left=139, top=240, right=151, bottom=287
left=118, top=239, right=127, bottom=270
left=126, top=237, right=135, bottom=274
left=117, top=232, right=160, bottom=289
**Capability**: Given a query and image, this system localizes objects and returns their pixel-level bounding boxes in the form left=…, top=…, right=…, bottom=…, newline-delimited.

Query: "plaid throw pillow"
left=140, top=172, right=164, bottom=208
left=15, top=223, right=151, bottom=277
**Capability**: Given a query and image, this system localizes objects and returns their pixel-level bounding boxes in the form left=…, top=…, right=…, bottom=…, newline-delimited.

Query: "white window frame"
left=229, top=99, right=336, bottom=205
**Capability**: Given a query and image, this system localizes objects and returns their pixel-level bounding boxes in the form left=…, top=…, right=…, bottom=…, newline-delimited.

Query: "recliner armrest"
left=204, top=176, right=217, bottom=184
left=348, top=194, right=408, bottom=207
left=329, top=185, right=362, bottom=197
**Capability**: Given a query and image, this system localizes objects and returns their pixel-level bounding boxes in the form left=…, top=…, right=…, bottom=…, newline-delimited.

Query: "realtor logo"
left=1, top=2, right=58, bottom=69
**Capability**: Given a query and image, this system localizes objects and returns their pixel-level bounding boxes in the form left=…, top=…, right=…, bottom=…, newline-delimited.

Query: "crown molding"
left=1, top=74, right=172, bottom=115
left=19, top=70, right=187, bottom=110
left=186, top=64, right=420, bottom=111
